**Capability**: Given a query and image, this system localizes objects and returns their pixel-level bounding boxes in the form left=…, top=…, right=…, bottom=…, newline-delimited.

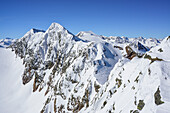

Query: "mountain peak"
left=47, top=22, right=65, bottom=32
left=138, top=36, right=144, bottom=39
left=77, top=31, right=97, bottom=36
left=24, top=28, right=45, bottom=37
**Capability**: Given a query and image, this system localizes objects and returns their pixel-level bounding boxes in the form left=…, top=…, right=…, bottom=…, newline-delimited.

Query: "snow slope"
left=0, top=48, right=47, bottom=113
left=76, top=31, right=104, bottom=42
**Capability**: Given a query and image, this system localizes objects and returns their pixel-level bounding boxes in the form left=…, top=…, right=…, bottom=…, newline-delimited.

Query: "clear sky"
left=0, top=0, right=170, bottom=39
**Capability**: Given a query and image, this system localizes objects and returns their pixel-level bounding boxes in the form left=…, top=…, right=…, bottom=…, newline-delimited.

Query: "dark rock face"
left=137, top=100, right=145, bottom=110
left=125, top=46, right=137, bottom=60
left=114, top=46, right=123, bottom=50
left=137, top=42, right=149, bottom=51
left=32, top=28, right=45, bottom=33
left=167, top=36, right=170, bottom=40
left=154, top=87, right=164, bottom=105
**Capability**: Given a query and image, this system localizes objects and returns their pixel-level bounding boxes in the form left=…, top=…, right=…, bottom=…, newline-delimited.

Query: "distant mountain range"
left=0, top=23, right=169, bottom=113
left=0, top=38, right=16, bottom=48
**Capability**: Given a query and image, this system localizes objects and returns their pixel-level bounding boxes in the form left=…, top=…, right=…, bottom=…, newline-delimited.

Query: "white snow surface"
left=76, top=31, right=104, bottom=42
left=0, top=48, right=46, bottom=113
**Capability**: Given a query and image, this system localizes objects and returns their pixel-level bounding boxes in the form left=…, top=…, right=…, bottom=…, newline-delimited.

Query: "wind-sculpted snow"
left=1, top=23, right=169, bottom=113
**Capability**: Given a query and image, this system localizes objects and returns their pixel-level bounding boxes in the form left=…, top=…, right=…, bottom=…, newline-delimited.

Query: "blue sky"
left=0, top=0, right=170, bottom=39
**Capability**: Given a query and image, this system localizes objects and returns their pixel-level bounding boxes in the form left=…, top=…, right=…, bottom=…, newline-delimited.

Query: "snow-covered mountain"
left=0, top=23, right=169, bottom=113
